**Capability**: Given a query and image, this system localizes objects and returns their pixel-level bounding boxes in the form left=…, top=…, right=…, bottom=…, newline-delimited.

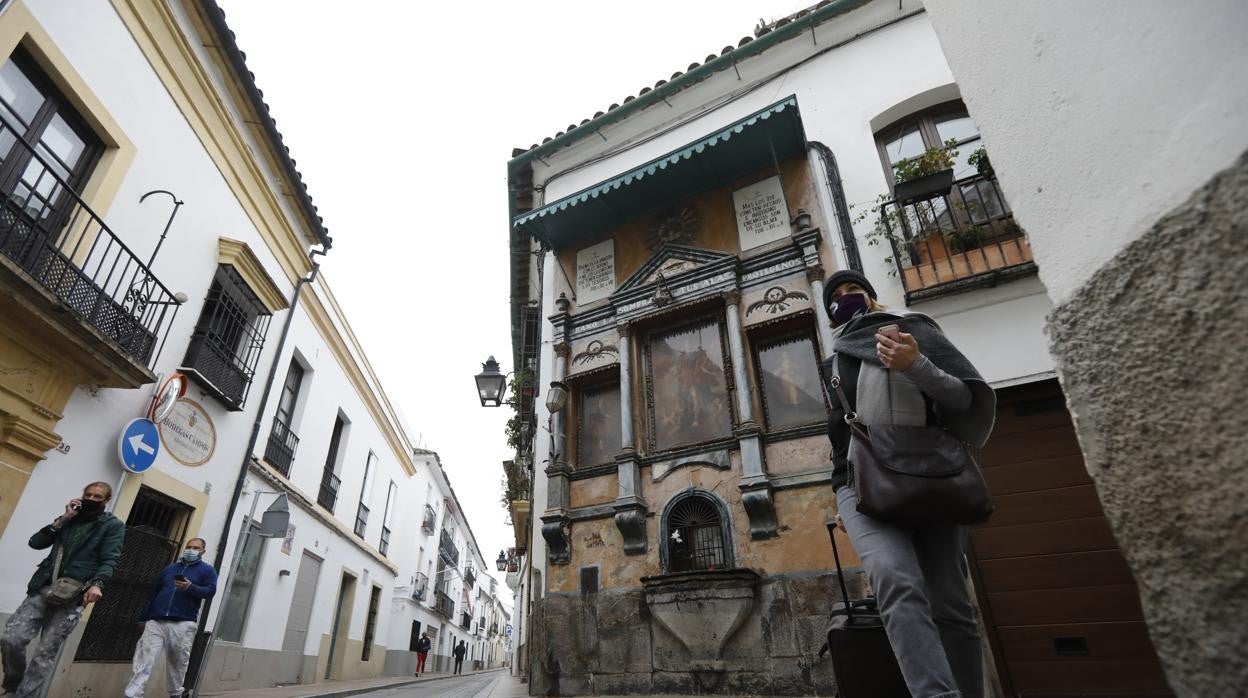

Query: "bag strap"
left=52, top=540, right=65, bottom=579
left=824, top=354, right=871, bottom=441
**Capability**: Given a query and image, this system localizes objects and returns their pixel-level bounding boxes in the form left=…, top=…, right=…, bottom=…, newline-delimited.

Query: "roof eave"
left=506, top=0, right=870, bottom=172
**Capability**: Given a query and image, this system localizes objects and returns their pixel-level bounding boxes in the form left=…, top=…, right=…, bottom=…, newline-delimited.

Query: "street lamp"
left=545, top=381, right=568, bottom=413
left=475, top=356, right=508, bottom=407
left=496, top=549, right=508, bottom=572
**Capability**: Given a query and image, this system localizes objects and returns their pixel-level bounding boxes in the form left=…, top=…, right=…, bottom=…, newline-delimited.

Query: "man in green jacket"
left=1, top=481, right=125, bottom=698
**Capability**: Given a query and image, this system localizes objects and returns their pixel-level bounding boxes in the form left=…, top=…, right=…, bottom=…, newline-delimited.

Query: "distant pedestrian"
left=124, top=537, right=217, bottom=697
left=1, top=482, right=125, bottom=698
left=452, top=640, right=466, bottom=675
left=414, top=633, right=431, bottom=676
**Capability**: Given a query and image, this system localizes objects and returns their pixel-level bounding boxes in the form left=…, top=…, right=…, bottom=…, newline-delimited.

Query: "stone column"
left=807, top=265, right=835, bottom=357
left=723, top=290, right=778, bottom=539
left=612, top=322, right=647, bottom=555
left=540, top=342, right=572, bottom=564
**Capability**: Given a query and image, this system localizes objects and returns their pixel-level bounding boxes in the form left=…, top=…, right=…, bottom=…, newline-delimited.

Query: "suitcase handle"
left=826, top=521, right=855, bottom=623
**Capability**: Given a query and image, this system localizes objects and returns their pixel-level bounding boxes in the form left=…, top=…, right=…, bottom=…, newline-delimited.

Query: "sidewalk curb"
left=292, top=667, right=508, bottom=698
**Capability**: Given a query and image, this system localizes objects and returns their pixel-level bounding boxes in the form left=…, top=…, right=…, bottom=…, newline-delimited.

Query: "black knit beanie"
left=822, top=269, right=877, bottom=311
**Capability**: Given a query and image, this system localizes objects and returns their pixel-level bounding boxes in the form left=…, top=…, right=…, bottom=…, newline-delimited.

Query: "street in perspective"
left=0, top=1, right=1243, bottom=697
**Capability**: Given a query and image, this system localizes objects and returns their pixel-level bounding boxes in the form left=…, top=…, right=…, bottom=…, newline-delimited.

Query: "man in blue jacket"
left=123, top=537, right=217, bottom=698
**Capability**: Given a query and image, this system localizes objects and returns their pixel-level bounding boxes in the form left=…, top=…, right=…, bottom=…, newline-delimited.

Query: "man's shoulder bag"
left=45, top=541, right=86, bottom=606
left=828, top=354, right=994, bottom=527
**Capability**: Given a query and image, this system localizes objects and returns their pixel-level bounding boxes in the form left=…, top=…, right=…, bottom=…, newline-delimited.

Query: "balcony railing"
left=0, top=120, right=179, bottom=368
left=412, top=573, right=428, bottom=602
left=878, top=171, right=1035, bottom=302
left=264, top=416, right=299, bottom=477
left=490, top=622, right=499, bottom=636
left=317, top=469, right=340, bottom=513
left=439, top=528, right=459, bottom=566
left=460, top=612, right=472, bottom=630
left=380, top=525, right=391, bottom=556
left=464, top=566, right=476, bottom=589
left=421, top=504, right=436, bottom=533
left=434, top=589, right=455, bottom=619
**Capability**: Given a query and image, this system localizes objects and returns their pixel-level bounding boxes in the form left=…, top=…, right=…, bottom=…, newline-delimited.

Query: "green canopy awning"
left=513, top=96, right=807, bottom=248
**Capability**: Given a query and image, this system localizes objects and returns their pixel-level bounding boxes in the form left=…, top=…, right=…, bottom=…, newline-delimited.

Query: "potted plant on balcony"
left=893, top=138, right=959, bottom=204
left=967, top=147, right=993, bottom=177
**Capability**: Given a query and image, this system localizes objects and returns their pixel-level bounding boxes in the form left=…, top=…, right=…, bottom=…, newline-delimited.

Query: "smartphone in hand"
left=878, top=323, right=901, bottom=342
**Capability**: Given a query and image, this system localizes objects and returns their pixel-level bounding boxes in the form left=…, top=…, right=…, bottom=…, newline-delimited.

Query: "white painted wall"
left=0, top=1, right=494, bottom=690
left=923, top=0, right=1248, bottom=305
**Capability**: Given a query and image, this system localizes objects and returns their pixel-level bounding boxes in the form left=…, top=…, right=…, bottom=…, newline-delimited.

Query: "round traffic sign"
left=118, top=418, right=161, bottom=474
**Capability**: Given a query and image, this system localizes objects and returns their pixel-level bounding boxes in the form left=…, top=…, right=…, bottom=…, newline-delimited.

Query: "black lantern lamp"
left=475, top=356, right=508, bottom=407
left=496, top=549, right=508, bottom=572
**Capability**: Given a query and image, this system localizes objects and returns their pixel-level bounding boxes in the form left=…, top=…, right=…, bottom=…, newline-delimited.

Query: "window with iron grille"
left=74, top=487, right=189, bottom=661
left=380, top=480, right=397, bottom=556
left=265, top=360, right=304, bottom=477
left=663, top=492, right=732, bottom=573
left=362, top=585, right=381, bottom=661
left=182, top=264, right=272, bottom=410
left=750, top=325, right=828, bottom=432
left=318, top=415, right=346, bottom=512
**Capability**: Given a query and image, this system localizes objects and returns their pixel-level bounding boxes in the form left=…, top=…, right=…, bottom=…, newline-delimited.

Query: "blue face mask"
left=829, top=292, right=869, bottom=326
left=180, top=549, right=201, bottom=563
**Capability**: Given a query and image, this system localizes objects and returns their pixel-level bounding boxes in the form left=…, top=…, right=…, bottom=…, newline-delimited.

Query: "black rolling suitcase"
left=823, top=521, right=911, bottom=698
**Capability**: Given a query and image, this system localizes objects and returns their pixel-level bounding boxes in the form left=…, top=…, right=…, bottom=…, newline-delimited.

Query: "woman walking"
left=822, top=269, right=996, bottom=698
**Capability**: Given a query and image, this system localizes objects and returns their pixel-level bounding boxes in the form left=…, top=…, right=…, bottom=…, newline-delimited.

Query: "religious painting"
left=577, top=382, right=621, bottom=468
left=646, top=317, right=733, bottom=451
left=754, top=332, right=826, bottom=430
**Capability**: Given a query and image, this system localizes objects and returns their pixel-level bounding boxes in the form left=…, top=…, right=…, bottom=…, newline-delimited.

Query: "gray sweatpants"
left=837, top=486, right=983, bottom=698
left=1, top=589, right=84, bottom=698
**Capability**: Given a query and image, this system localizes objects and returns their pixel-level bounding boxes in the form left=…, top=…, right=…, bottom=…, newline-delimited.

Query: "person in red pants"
left=414, top=634, right=431, bottom=676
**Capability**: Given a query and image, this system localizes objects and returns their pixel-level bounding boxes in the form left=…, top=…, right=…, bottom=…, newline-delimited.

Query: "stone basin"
left=641, top=568, right=760, bottom=688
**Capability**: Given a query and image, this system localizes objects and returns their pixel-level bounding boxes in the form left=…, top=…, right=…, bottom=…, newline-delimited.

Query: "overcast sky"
left=216, top=0, right=811, bottom=595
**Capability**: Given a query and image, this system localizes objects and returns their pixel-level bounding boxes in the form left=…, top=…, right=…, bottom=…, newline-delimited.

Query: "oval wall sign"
left=158, top=398, right=216, bottom=467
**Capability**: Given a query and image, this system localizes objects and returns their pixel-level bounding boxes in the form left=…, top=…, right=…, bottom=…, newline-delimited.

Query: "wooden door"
left=970, top=380, right=1174, bottom=697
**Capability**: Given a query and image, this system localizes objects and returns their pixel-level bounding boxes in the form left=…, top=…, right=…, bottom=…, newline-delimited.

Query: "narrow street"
left=357, top=672, right=523, bottom=698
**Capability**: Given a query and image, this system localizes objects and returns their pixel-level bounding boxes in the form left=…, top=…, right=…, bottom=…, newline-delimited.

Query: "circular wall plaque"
left=158, top=398, right=216, bottom=467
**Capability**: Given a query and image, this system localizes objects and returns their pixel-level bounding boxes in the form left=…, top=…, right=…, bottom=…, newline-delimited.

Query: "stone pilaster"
left=723, top=290, right=777, bottom=539
left=613, top=322, right=647, bottom=554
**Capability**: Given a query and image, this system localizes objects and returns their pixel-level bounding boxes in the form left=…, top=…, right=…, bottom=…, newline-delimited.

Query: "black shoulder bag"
left=828, top=354, right=994, bottom=527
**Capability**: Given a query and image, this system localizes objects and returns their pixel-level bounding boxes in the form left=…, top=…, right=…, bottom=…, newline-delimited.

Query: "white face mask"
left=180, top=549, right=201, bottom=563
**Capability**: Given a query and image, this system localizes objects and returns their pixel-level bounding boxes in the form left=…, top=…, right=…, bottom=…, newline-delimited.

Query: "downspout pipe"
left=809, top=141, right=863, bottom=272
left=186, top=246, right=327, bottom=691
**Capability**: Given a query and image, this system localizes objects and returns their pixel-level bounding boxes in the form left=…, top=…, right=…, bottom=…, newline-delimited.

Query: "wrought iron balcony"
left=460, top=612, right=472, bottom=630
left=421, top=504, right=436, bottom=533
left=877, top=171, right=1035, bottom=303
left=380, top=525, right=391, bottom=556
left=490, top=622, right=499, bottom=636
left=434, top=589, right=455, bottom=619
left=264, top=416, right=299, bottom=477
left=439, top=528, right=459, bottom=566
left=317, top=469, right=340, bottom=513
left=354, top=501, right=369, bottom=538
left=464, top=566, right=476, bottom=589
left=0, top=120, right=179, bottom=370
left=412, top=573, right=428, bottom=602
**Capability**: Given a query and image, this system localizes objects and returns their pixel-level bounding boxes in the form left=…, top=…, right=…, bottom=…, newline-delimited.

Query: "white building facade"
left=506, top=1, right=1174, bottom=695
left=0, top=0, right=500, bottom=694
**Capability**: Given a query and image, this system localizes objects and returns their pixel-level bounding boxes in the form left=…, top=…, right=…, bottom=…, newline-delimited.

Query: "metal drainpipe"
left=809, top=141, right=863, bottom=273
left=185, top=246, right=327, bottom=695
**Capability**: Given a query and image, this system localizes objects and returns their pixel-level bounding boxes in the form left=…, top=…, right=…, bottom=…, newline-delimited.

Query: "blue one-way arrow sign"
left=118, top=418, right=160, bottom=474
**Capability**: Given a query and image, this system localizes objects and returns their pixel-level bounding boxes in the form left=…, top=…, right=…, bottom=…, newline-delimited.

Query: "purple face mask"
left=829, top=292, right=869, bottom=325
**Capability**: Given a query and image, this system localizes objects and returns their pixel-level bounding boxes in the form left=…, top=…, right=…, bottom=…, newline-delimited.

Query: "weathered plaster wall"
left=762, top=435, right=830, bottom=476
left=1045, top=154, right=1248, bottom=696
left=529, top=568, right=869, bottom=696
left=554, top=157, right=817, bottom=312
left=923, top=2, right=1248, bottom=694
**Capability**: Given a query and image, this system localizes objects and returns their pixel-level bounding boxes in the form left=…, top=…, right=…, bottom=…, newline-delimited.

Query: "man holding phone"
left=2, top=481, right=124, bottom=698
left=124, top=538, right=217, bottom=698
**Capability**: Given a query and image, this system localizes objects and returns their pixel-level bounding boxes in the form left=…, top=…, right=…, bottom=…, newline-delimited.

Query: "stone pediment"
left=616, top=244, right=737, bottom=294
